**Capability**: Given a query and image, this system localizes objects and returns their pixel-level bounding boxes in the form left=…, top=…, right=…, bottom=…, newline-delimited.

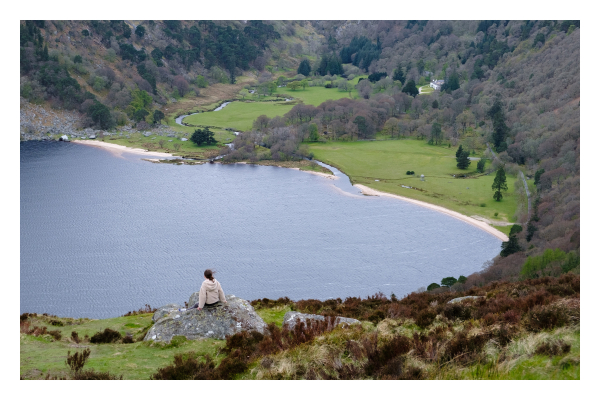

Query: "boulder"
left=60, top=135, right=69, bottom=142
left=180, top=137, right=188, bottom=141
left=152, top=303, right=181, bottom=322
left=447, top=296, right=484, bottom=304
left=145, top=294, right=267, bottom=342
left=282, top=311, right=360, bottom=331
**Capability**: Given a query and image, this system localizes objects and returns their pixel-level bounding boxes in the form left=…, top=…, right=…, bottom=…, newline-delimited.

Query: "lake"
left=20, top=141, right=501, bottom=318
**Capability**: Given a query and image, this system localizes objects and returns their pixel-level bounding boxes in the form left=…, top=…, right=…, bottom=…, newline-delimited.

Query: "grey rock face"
left=447, top=296, right=484, bottom=304
left=145, top=295, right=267, bottom=342
left=153, top=303, right=181, bottom=322
left=282, top=311, right=360, bottom=331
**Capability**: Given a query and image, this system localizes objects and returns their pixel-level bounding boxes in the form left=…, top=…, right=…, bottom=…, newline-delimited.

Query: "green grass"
left=78, top=131, right=229, bottom=157
left=419, top=85, right=434, bottom=95
left=255, top=305, right=292, bottom=327
left=183, top=85, right=355, bottom=131
left=20, top=314, right=225, bottom=380
left=309, top=139, right=520, bottom=224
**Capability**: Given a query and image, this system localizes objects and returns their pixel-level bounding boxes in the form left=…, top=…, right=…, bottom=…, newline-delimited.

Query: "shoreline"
left=355, top=184, right=509, bottom=241
left=72, top=140, right=173, bottom=158
left=70, top=140, right=505, bottom=240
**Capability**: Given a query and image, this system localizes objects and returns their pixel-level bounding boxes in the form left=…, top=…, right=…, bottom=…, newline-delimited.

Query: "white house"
left=430, top=79, right=445, bottom=90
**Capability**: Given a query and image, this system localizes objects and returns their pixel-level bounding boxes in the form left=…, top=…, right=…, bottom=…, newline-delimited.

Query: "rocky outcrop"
left=145, top=294, right=267, bottom=342
left=282, top=311, right=360, bottom=331
left=152, top=303, right=181, bottom=322
left=447, top=296, right=484, bottom=304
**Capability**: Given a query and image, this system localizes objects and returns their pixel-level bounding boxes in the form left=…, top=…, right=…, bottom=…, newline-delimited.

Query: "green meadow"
left=183, top=85, right=356, bottom=130
left=309, top=139, right=521, bottom=225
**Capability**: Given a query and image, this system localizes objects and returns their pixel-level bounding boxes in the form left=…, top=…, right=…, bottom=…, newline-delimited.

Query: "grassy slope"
left=309, top=139, right=520, bottom=224
left=20, top=306, right=288, bottom=380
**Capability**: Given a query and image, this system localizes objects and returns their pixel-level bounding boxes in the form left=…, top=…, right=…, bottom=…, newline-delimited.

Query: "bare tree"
left=173, top=76, right=189, bottom=97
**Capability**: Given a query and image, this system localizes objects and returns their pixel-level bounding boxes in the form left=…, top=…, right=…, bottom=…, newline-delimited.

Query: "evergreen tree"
left=432, top=99, right=439, bottom=109
left=492, top=166, right=508, bottom=201
left=457, top=275, right=467, bottom=284
left=441, top=277, right=458, bottom=287
left=476, top=158, right=486, bottom=172
left=153, top=110, right=165, bottom=125
left=297, top=59, right=311, bottom=76
left=402, top=80, right=419, bottom=97
left=455, top=144, right=464, bottom=162
left=392, top=64, right=405, bottom=85
left=191, top=127, right=217, bottom=146
left=487, top=98, right=509, bottom=150
left=427, top=283, right=440, bottom=291
left=500, top=235, right=522, bottom=257
left=457, top=150, right=471, bottom=169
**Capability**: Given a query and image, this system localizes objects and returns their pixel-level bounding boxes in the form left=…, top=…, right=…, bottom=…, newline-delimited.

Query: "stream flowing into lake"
left=20, top=141, right=502, bottom=318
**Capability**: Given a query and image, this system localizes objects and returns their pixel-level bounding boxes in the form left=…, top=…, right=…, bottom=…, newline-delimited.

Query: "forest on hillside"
left=20, top=20, right=580, bottom=291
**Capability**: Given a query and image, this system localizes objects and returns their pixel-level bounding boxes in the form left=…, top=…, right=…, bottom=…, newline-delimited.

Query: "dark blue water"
left=21, top=141, right=501, bottom=318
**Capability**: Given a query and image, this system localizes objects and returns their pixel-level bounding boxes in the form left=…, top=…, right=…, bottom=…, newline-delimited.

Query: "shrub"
left=442, top=302, right=472, bottom=321
left=71, top=331, right=80, bottom=344
left=443, top=330, right=489, bottom=364
left=90, top=328, right=122, bottom=344
left=66, top=348, right=90, bottom=373
left=509, top=224, right=523, bottom=236
left=525, top=304, right=569, bottom=331
left=122, top=335, right=134, bottom=344
left=480, top=203, right=486, bottom=207
left=72, top=370, right=123, bottom=380
left=534, top=339, right=571, bottom=356
left=415, top=309, right=437, bottom=329
left=48, top=330, right=62, bottom=340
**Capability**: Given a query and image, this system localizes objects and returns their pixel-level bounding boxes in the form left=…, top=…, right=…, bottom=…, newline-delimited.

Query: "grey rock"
left=153, top=303, right=182, bottom=322
left=181, top=137, right=188, bottom=141
left=145, top=294, right=267, bottom=342
left=60, top=135, right=69, bottom=141
left=447, top=296, right=484, bottom=304
left=89, top=134, right=96, bottom=139
left=282, top=311, right=360, bottom=331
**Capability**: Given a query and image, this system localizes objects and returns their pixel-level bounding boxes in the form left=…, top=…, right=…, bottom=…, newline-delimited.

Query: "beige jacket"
left=198, top=279, right=226, bottom=308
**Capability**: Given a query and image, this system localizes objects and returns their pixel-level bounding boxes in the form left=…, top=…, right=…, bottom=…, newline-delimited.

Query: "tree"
left=384, top=118, right=399, bottom=138
left=308, top=124, right=319, bottom=141
left=416, top=59, right=425, bottom=75
left=492, top=166, right=508, bottom=201
left=455, top=145, right=464, bottom=162
left=287, top=81, right=301, bottom=91
left=476, top=158, right=486, bottom=173
left=174, top=76, right=189, bottom=97
left=133, top=108, right=149, bottom=123
left=429, top=122, right=442, bottom=145
left=500, top=235, right=522, bottom=257
left=441, top=277, right=457, bottom=287
left=427, top=283, right=440, bottom=291
left=73, top=55, right=83, bottom=64
left=487, top=98, right=509, bottom=151
left=402, top=80, right=419, bottom=97
left=297, top=59, right=311, bottom=76
left=135, top=25, right=146, bottom=38
left=457, top=150, right=471, bottom=169
left=191, top=127, right=217, bottom=146
left=432, top=99, right=439, bottom=109
left=457, top=275, right=467, bottom=284
left=195, top=75, right=208, bottom=88
left=392, top=64, right=405, bottom=85
left=300, top=79, right=309, bottom=90
left=442, top=72, right=460, bottom=92
left=534, top=168, right=545, bottom=186
left=153, top=110, right=165, bottom=125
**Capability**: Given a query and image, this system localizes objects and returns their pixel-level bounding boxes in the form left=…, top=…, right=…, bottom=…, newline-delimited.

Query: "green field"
left=419, top=85, right=434, bottom=95
left=309, top=139, right=520, bottom=224
left=184, top=101, right=296, bottom=131
left=184, top=85, right=356, bottom=130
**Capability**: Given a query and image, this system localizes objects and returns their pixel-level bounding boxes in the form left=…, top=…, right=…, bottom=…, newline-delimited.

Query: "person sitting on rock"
left=197, top=269, right=227, bottom=310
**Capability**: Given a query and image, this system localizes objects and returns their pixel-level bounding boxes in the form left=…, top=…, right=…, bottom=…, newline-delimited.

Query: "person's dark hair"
left=204, top=269, right=215, bottom=282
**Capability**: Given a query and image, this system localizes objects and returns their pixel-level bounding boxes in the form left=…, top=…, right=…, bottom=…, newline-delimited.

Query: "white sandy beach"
left=355, top=184, right=509, bottom=241
left=72, top=140, right=173, bottom=158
